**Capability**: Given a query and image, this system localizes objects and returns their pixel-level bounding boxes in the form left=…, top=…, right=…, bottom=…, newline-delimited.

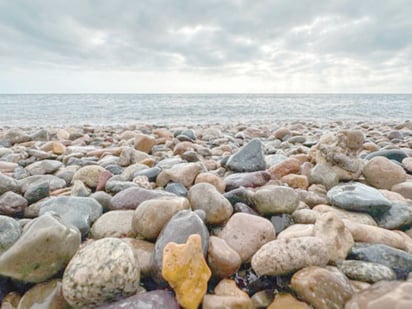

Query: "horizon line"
left=1, top=92, right=412, bottom=95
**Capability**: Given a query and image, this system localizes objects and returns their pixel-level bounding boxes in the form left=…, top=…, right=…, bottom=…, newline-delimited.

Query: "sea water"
left=0, top=93, right=411, bottom=127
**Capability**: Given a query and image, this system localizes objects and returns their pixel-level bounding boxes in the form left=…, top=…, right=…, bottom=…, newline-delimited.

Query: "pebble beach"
left=0, top=119, right=412, bottom=308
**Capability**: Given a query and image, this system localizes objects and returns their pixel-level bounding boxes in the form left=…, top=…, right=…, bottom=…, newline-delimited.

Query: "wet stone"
left=327, top=182, right=392, bottom=216
left=348, top=243, right=412, bottom=279
left=38, top=196, right=103, bottom=237
left=337, top=260, right=397, bottom=283
left=374, top=201, right=412, bottom=230
left=0, top=213, right=81, bottom=283
left=364, top=149, right=408, bottom=163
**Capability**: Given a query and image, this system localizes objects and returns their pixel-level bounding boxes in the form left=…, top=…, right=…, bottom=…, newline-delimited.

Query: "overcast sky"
left=0, top=0, right=411, bottom=93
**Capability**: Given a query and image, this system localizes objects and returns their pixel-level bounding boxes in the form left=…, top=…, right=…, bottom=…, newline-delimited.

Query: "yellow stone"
left=162, top=234, right=211, bottom=309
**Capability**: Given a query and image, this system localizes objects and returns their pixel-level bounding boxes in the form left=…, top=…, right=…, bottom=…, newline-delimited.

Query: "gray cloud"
left=0, top=0, right=411, bottom=92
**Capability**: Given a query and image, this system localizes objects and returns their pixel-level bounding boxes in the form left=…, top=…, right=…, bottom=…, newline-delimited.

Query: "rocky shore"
left=0, top=120, right=411, bottom=308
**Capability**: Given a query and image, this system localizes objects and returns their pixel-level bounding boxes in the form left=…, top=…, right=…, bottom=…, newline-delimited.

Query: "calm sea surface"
left=0, top=94, right=411, bottom=127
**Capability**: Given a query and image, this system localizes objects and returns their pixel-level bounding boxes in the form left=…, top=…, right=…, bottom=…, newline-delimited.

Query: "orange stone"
left=162, top=234, right=211, bottom=309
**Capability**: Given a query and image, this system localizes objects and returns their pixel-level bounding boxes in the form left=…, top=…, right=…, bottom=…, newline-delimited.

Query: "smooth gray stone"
left=224, top=186, right=255, bottom=207
left=165, top=182, right=187, bottom=197
left=152, top=209, right=209, bottom=285
left=374, top=201, right=412, bottom=230
left=105, top=164, right=124, bottom=175
left=226, top=138, right=266, bottom=172
left=95, top=290, right=179, bottom=309
left=348, top=243, right=412, bottom=279
left=0, top=172, right=19, bottom=195
left=39, top=196, right=103, bottom=237
left=25, top=159, right=62, bottom=175
left=105, top=179, right=138, bottom=194
left=30, top=129, right=50, bottom=141
left=270, top=214, right=294, bottom=234
left=134, top=167, right=161, bottom=182
left=24, top=181, right=50, bottom=204
left=337, top=260, right=396, bottom=283
left=327, top=182, right=392, bottom=215
left=365, top=149, right=408, bottom=163
left=19, top=175, right=66, bottom=193
left=0, top=215, right=21, bottom=254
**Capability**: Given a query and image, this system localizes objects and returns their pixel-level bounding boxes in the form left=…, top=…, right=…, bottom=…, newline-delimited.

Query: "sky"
left=0, top=0, right=411, bottom=93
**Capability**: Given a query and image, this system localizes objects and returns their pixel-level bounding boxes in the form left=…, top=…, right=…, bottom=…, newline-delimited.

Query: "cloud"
left=0, top=0, right=411, bottom=92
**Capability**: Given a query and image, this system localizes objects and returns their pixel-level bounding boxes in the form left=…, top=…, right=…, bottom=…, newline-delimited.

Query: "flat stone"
left=4, top=128, right=30, bottom=144
left=162, top=234, right=211, bottom=309
left=0, top=191, right=27, bottom=216
left=345, top=281, right=412, bottom=309
left=225, top=139, right=266, bottom=172
left=132, top=197, right=190, bottom=240
left=90, top=210, right=136, bottom=239
left=219, top=213, right=276, bottom=263
left=253, top=186, right=299, bottom=215
left=291, top=266, right=354, bottom=309
left=363, top=156, right=407, bottom=189
left=25, top=159, right=62, bottom=175
left=188, top=183, right=233, bottom=224
left=348, top=243, right=412, bottom=279
left=365, top=149, right=408, bottom=162
left=343, top=220, right=406, bottom=250
left=17, top=279, right=70, bottom=309
left=314, top=212, right=354, bottom=263
left=327, top=182, right=392, bottom=216
left=110, top=186, right=173, bottom=210
left=0, top=215, right=21, bottom=255
left=133, top=166, right=161, bottom=182
left=95, top=290, right=179, bottom=309
left=152, top=210, right=209, bottom=284
left=337, top=260, right=397, bottom=283
left=0, top=161, right=18, bottom=173
left=0, top=213, right=80, bottom=282
left=251, top=237, right=329, bottom=276
left=62, top=238, right=140, bottom=307
left=20, top=175, right=66, bottom=193
left=39, top=196, right=103, bottom=237
left=118, top=147, right=149, bottom=166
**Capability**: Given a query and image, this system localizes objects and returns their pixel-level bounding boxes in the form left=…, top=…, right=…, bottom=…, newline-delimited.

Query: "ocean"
left=0, top=93, right=411, bottom=127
